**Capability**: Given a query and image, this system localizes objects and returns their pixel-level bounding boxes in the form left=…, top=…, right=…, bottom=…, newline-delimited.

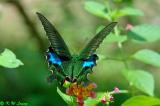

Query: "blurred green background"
left=0, top=0, right=160, bottom=106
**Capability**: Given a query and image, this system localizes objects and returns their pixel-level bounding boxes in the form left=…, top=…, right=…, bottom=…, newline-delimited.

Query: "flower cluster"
left=66, top=83, right=97, bottom=106
left=100, top=87, right=120, bottom=105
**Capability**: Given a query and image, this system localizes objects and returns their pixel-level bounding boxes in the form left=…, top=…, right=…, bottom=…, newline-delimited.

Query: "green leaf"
left=128, top=24, right=160, bottom=42
left=84, top=92, right=105, bottom=106
left=113, top=0, right=122, bottom=3
left=133, top=49, right=160, bottom=68
left=104, top=33, right=127, bottom=43
left=84, top=90, right=128, bottom=106
left=123, top=70, right=154, bottom=96
left=113, top=7, right=144, bottom=18
left=0, top=49, right=23, bottom=68
left=57, top=87, right=76, bottom=106
left=122, top=95, right=160, bottom=106
left=84, top=1, right=110, bottom=19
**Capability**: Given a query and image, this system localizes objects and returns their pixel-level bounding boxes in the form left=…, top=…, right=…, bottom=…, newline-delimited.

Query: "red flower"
left=90, top=91, right=96, bottom=98
left=109, top=95, right=114, bottom=101
left=66, top=83, right=97, bottom=106
left=76, top=97, right=84, bottom=106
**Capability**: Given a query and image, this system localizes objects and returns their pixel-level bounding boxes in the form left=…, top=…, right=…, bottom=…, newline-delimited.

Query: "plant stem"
left=106, top=102, right=110, bottom=106
left=105, top=0, right=112, bottom=21
left=110, top=90, right=129, bottom=95
left=113, top=16, right=130, bottom=69
left=105, top=57, right=123, bottom=61
left=114, top=26, right=122, bottom=48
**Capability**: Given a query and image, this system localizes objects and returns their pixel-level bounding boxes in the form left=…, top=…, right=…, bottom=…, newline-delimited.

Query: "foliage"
left=122, top=95, right=160, bottom=106
left=0, top=49, right=23, bottom=68
left=0, top=0, right=160, bottom=106
left=128, top=24, right=160, bottom=42
left=123, top=69, right=154, bottom=96
left=47, top=0, right=160, bottom=106
left=133, top=49, right=160, bottom=68
left=58, top=86, right=128, bottom=106
left=55, top=0, right=160, bottom=106
left=57, top=87, right=76, bottom=106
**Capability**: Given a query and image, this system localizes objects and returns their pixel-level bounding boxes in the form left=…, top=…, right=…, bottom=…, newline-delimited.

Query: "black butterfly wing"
left=79, top=22, right=117, bottom=59
left=37, top=12, right=71, bottom=59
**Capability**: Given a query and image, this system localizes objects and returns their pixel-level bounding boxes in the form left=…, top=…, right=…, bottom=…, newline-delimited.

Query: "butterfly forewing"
left=79, top=22, right=117, bottom=59
left=37, top=12, right=71, bottom=59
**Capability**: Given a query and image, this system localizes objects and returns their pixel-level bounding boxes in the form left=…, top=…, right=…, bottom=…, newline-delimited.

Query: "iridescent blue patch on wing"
left=82, top=54, right=98, bottom=68
left=83, top=61, right=95, bottom=68
left=47, top=52, right=62, bottom=65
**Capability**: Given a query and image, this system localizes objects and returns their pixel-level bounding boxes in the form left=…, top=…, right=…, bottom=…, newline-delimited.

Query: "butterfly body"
left=47, top=47, right=96, bottom=84
left=37, top=12, right=117, bottom=85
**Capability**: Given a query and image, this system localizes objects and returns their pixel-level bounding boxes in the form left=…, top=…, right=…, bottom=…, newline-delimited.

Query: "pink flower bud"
left=109, top=95, right=114, bottom=101
left=114, top=87, right=120, bottom=93
left=126, top=24, right=133, bottom=31
left=101, top=96, right=106, bottom=104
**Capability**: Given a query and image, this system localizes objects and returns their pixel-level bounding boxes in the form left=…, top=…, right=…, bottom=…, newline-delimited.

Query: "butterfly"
left=37, top=12, right=117, bottom=85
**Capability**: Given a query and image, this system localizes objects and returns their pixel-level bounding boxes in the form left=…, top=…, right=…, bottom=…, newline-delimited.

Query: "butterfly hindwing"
left=82, top=54, right=98, bottom=68
left=46, top=46, right=62, bottom=66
